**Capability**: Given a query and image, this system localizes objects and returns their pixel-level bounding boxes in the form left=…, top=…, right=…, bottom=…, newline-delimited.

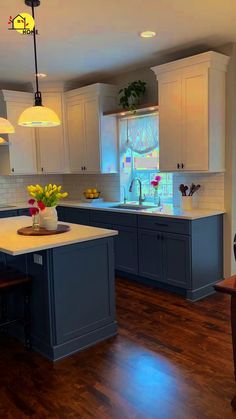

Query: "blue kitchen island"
left=0, top=216, right=118, bottom=361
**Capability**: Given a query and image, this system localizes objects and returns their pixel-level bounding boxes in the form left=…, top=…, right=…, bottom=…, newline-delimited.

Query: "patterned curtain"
left=120, top=114, right=159, bottom=155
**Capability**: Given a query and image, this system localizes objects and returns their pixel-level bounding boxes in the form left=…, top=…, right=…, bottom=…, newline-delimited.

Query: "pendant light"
left=0, top=117, right=15, bottom=144
left=18, top=0, right=60, bottom=127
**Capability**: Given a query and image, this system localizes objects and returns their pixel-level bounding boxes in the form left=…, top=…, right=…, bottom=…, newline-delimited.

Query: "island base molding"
left=32, top=322, right=118, bottom=361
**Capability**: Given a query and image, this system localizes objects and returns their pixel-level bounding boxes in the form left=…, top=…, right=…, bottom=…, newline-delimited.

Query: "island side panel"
left=25, top=237, right=117, bottom=361
left=51, top=237, right=117, bottom=360
left=26, top=250, right=56, bottom=359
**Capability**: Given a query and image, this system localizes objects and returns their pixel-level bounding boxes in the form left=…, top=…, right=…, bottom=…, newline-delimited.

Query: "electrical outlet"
left=33, top=253, right=43, bottom=265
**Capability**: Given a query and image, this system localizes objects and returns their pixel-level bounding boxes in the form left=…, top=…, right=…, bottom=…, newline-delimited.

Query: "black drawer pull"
left=154, top=223, right=168, bottom=227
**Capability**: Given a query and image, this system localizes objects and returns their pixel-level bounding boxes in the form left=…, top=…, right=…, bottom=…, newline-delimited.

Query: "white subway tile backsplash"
left=173, top=173, right=224, bottom=210
left=0, top=175, right=63, bottom=205
left=62, top=174, right=120, bottom=202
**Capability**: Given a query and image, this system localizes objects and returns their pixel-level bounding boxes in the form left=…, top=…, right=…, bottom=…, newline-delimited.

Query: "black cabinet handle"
left=41, top=167, right=44, bottom=172
left=177, top=163, right=180, bottom=169
left=161, top=234, right=164, bottom=240
left=11, top=168, right=14, bottom=173
left=181, top=163, right=184, bottom=169
left=84, top=166, right=86, bottom=170
left=157, top=234, right=160, bottom=240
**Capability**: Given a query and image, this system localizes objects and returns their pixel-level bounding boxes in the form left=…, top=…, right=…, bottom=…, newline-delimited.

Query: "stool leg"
left=24, top=284, right=32, bottom=350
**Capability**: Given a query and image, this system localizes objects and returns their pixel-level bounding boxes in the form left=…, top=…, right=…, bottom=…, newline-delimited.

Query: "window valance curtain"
left=120, top=114, right=159, bottom=155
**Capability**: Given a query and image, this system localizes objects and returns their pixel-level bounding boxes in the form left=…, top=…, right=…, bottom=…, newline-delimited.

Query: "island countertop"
left=0, top=216, right=118, bottom=256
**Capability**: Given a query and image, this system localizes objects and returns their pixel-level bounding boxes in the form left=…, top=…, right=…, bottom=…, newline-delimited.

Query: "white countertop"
left=0, top=200, right=225, bottom=220
left=0, top=216, right=118, bottom=256
left=59, top=200, right=225, bottom=220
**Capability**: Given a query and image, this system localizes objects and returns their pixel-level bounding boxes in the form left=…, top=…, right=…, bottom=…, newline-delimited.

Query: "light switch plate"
left=33, top=253, right=43, bottom=265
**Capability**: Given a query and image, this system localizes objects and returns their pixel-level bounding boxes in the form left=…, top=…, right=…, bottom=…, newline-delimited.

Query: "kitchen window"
left=120, top=113, right=173, bottom=203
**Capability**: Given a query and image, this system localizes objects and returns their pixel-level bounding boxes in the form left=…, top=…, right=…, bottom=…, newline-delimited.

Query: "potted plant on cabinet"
left=119, top=80, right=146, bottom=111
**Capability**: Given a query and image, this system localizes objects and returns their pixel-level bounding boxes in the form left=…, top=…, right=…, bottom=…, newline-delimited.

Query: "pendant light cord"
left=31, top=1, right=41, bottom=105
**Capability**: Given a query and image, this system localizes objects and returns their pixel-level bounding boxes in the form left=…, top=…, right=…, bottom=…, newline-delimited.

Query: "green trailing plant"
left=119, top=80, right=146, bottom=111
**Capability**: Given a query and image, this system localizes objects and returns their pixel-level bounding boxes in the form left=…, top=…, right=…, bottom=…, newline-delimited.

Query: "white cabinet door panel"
left=7, top=102, right=37, bottom=174
left=67, top=101, right=85, bottom=173
left=182, top=69, right=209, bottom=171
left=158, top=74, right=182, bottom=171
left=84, top=98, right=100, bottom=172
left=37, top=93, right=65, bottom=173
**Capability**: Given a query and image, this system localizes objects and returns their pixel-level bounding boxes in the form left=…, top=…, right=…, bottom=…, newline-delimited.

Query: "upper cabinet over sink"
left=65, top=83, right=118, bottom=174
left=152, top=51, right=230, bottom=172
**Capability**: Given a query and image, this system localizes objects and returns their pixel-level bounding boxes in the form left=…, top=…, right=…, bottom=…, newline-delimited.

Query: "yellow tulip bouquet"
left=27, top=184, right=68, bottom=213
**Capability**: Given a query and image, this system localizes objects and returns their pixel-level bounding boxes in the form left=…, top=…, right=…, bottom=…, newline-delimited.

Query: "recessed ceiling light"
left=140, top=31, right=156, bottom=39
left=36, top=73, right=47, bottom=78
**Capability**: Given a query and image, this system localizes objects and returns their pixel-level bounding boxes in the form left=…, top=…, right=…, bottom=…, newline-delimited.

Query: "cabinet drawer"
left=90, top=210, right=137, bottom=227
left=63, top=207, right=90, bottom=225
left=138, top=215, right=190, bottom=235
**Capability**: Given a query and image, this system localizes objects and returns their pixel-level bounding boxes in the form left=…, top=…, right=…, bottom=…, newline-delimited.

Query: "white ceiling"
left=0, top=0, right=236, bottom=85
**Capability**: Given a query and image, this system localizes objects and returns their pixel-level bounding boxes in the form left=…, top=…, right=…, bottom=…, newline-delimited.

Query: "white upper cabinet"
left=0, top=90, right=37, bottom=175
left=65, top=83, right=118, bottom=174
left=36, top=87, right=68, bottom=174
left=152, top=51, right=230, bottom=172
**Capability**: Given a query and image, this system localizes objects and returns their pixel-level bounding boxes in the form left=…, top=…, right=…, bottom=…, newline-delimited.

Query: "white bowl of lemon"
left=83, top=188, right=101, bottom=200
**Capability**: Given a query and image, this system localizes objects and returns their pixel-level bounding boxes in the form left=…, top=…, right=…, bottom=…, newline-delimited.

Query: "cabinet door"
left=158, top=73, right=182, bottom=171
left=162, top=232, right=190, bottom=288
left=84, top=98, right=101, bottom=172
left=113, top=225, right=138, bottom=274
left=7, top=102, right=37, bottom=174
left=67, top=100, right=85, bottom=173
left=37, top=92, right=65, bottom=173
left=138, top=229, right=163, bottom=281
left=63, top=207, right=90, bottom=225
left=182, top=68, right=209, bottom=171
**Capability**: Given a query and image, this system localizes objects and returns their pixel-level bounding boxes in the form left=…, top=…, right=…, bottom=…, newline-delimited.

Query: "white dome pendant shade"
left=18, top=105, right=60, bottom=127
left=18, top=0, right=60, bottom=128
left=0, top=117, right=15, bottom=133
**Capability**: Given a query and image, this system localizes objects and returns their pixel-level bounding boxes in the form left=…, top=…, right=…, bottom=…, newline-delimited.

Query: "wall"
left=62, top=174, right=120, bottom=202
left=0, top=175, right=63, bottom=205
left=215, top=43, right=236, bottom=277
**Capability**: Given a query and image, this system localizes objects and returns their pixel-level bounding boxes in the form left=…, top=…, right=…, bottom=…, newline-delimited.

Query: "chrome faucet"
left=121, top=185, right=127, bottom=204
left=129, top=177, right=145, bottom=205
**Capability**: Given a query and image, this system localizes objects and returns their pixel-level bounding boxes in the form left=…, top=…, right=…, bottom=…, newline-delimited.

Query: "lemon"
left=89, top=193, right=94, bottom=199
left=86, top=188, right=92, bottom=194
left=92, top=188, right=97, bottom=194
left=94, top=193, right=99, bottom=198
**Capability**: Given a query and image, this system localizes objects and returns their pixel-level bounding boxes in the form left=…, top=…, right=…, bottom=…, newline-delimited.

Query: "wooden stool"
left=0, top=269, right=32, bottom=350
left=214, top=277, right=236, bottom=410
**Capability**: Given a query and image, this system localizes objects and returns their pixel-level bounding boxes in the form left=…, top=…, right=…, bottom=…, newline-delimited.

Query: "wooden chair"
left=0, top=269, right=32, bottom=350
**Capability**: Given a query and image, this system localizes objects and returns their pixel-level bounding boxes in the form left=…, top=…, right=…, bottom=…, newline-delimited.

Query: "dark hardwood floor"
left=0, top=278, right=236, bottom=419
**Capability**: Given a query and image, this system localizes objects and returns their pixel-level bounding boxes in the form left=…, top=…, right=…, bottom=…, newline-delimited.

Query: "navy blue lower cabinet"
left=18, top=208, right=30, bottom=217
left=162, top=232, right=190, bottom=288
left=138, top=229, right=163, bottom=282
left=62, top=207, right=90, bottom=225
left=0, top=210, right=18, bottom=218
left=56, top=206, right=65, bottom=222
left=113, top=225, right=138, bottom=274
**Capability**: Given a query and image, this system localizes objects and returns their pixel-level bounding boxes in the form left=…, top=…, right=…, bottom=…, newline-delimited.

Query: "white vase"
left=40, top=206, right=58, bottom=229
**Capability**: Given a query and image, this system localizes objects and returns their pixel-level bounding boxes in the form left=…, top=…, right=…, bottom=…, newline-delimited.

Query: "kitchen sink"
left=112, top=203, right=162, bottom=211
